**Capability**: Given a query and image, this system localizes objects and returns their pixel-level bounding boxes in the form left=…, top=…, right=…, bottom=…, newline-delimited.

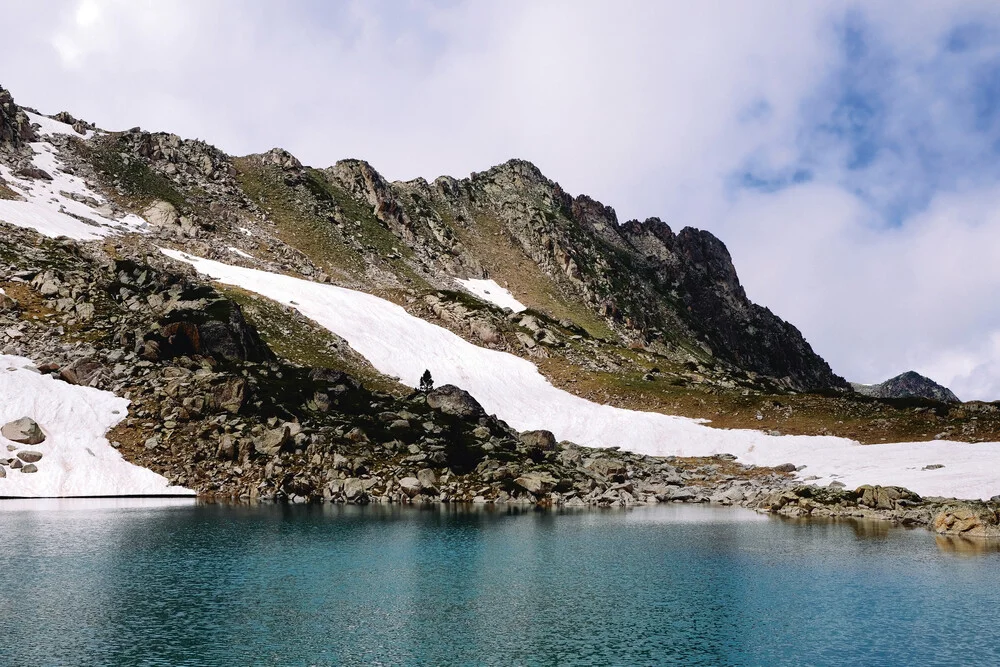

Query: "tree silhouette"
left=419, top=369, right=434, bottom=393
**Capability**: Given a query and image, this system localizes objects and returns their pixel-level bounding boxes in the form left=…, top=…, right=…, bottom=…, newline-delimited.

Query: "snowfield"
left=0, top=113, right=147, bottom=241
left=0, top=356, right=193, bottom=498
left=455, top=278, right=527, bottom=312
left=162, top=250, right=1000, bottom=501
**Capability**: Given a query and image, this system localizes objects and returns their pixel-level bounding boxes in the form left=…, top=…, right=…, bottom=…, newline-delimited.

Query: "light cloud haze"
left=4, top=0, right=1000, bottom=399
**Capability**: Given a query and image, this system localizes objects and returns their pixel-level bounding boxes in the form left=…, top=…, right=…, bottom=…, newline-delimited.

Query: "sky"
left=4, top=0, right=1000, bottom=399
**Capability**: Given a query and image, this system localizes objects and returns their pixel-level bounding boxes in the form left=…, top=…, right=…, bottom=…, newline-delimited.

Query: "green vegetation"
left=83, top=135, right=187, bottom=210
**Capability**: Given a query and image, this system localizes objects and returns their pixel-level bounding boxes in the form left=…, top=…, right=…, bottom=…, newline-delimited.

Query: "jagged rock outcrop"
left=852, top=371, right=960, bottom=403
left=0, top=86, right=36, bottom=152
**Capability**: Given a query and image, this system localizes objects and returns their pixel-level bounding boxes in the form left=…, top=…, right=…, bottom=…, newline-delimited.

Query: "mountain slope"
left=5, top=88, right=841, bottom=391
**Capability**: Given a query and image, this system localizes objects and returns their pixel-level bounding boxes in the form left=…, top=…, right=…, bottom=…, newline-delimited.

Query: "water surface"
left=0, top=501, right=996, bottom=666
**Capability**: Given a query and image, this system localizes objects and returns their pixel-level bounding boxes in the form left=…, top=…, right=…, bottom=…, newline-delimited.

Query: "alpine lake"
left=1, top=499, right=997, bottom=666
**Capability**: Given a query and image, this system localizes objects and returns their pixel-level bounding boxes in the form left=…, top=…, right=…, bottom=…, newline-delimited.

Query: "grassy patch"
left=537, top=354, right=1000, bottom=444
left=82, top=135, right=187, bottom=210
left=221, top=284, right=408, bottom=396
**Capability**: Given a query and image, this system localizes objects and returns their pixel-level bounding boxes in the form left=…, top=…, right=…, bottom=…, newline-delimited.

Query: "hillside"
left=2, top=84, right=1000, bottom=519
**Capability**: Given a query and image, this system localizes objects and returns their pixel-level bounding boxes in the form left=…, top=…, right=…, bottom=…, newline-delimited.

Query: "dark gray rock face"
left=852, top=371, right=960, bottom=403
left=0, top=86, right=37, bottom=152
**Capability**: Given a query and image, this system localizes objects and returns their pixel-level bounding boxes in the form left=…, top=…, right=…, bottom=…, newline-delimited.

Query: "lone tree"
left=419, top=369, right=434, bottom=393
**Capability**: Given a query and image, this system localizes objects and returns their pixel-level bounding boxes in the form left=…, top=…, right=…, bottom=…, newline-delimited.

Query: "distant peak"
left=852, top=371, right=960, bottom=403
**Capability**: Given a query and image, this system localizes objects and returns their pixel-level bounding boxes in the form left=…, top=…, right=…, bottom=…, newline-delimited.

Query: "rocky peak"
left=0, top=85, right=37, bottom=152
left=259, top=147, right=302, bottom=171
left=852, top=371, right=960, bottom=403
left=472, top=159, right=551, bottom=190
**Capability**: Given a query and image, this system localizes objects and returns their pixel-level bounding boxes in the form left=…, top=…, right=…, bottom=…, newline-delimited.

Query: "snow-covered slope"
left=0, top=113, right=146, bottom=240
left=0, top=355, right=193, bottom=498
left=162, top=250, right=1000, bottom=500
left=455, top=278, right=527, bottom=312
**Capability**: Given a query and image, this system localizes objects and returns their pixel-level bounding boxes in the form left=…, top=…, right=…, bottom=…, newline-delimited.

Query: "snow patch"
left=162, top=250, right=1000, bottom=500
left=228, top=247, right=254, bottom=260
left=456, top=278, right=527, bottom=312
left=0, top=139, right=146, bottom=240
left=0, top=355, right=193, bottom=498
left=24, top=111, right=94, bottom=140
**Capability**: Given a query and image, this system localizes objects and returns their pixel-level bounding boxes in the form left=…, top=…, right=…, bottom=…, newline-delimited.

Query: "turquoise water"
left=0, top=500, right=997, bottom=666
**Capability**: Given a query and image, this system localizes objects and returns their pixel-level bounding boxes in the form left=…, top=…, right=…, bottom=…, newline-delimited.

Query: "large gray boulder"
left=1, top=417, right=45, bottom=445
left=514, top=472, right=558, bottom=495
left=425, top=385, right=485, bottom=419
left=519, top=430, right=557, bottom=451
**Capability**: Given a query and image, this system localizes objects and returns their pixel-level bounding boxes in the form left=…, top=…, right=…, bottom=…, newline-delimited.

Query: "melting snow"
left=0, top=356, right=193, bottom=498
left=162, top=250, right=1000, bottom=500
left=24, top=111, right=94, bottom=140
left=228, top=247, right=254, bottom=260
left=0, top=120, right=146, bottom=240
left=456, top=278, right=527, bottom=312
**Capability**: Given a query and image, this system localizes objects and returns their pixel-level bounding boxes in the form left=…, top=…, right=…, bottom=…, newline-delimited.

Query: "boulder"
left=426, top=385, right=485, bottom=419
left=16, top=451, right=42, bottom=463
left=933, top=505, right=1000, bottom=537
left=211, top=378, right=246, bottom=414
left=514, top=472, right=558, bottom=495
left=343, top=477, right=366, bottom=501
left=59, top=358, right=106, bottom=387
left=585, top=458, right=626, bottom=481
left=144, top=200, right=180, bottom=228
left=1, top=417, right=45, bottom=445
left=20, top=463, right=37, bottom=474
left=416, top=468, right=438, bottom=491
left=519, top=430, right=557, bottom=452
left=398, top=477, right=422, bottom=497
left=254, top=425, right=290, bottom=456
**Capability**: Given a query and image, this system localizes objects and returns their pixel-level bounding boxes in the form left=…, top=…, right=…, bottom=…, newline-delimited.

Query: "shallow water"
left=0, top=501, right=997, bottom=666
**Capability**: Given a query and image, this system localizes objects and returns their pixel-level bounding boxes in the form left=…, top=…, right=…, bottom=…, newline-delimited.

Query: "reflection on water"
left=0, top=502, right=998, bottom=666
left=935, top=534, right=1000, bottom=555
left=0, top=496, right=198, bottom=512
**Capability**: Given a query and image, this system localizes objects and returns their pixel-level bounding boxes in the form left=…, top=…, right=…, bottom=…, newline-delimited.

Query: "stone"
left=343, top=477, right=366, bottom=501
left=59, top=358, right=105, bottom=387
left=16, top=451, right=42, bottom=463
left=933, top=505, right=999, bottom=537
left=254, top=425, right=290, bottom=456
left=210, top=378, right=246, bottom=414
left=215, top=435, right=236, bottom=461
left=772, top=463, right=797, bottom=473
left=1, top=417, right=45, bottom=445
left=416, top=468, right=437, bottom=490
left=519, top=430, right=557, bottom=451
left=425, top=385, right=485, bottom=419
left=20, top=463, right=37, bottom=473
left=144, top=200, right=180, bottom=228
left=399, top=477, right=422, bottom=497
left=514, top=472, right=558, bottom=495
left=585, top=458, right=626, bottom=480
